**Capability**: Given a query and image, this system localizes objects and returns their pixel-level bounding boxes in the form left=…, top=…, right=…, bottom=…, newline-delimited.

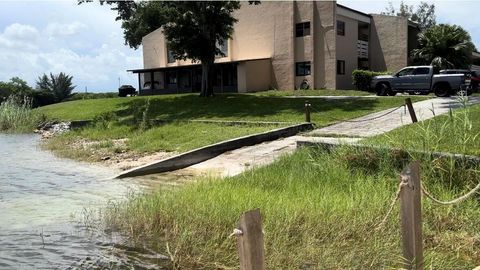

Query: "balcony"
left=357, top=40, right=368, bottom=59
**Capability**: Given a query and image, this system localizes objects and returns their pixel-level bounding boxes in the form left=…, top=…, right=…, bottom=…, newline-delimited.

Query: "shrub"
left=352, top=70, right=390, bottom=91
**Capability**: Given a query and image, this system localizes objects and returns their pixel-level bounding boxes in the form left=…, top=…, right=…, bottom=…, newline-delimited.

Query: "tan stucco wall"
left=314, top=1, right=336, bottom=90
left=335, top=14, right=358, bottom=89
left=245, top=59, right=272, bottom=92
left=370, top=14, right=408, bottom=73
left=140, top=1, right=346, bottom=92
left=142, top=28, right=166, bottom=69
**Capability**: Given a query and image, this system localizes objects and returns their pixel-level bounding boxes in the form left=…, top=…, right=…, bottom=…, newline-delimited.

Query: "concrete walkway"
left=309, top=96, right=480, bottom=137
left=185, top=96, right=480, bottom=177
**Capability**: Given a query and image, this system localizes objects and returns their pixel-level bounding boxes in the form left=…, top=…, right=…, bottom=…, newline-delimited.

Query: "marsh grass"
left=103, top=147, right=480, bottom=269
left=0, top=95, right=42, bottom=132
left=365, top=97, right=480, bottom=156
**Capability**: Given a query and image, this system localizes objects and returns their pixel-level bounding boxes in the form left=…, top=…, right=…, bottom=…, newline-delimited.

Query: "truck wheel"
left=376, top=83, right=390, bottom=96
left=433, top=83, right=450, bottom=97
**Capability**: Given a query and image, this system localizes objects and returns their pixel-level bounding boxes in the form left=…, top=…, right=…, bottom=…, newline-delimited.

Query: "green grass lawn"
left=364, top=103, right=480, bottom=156
left=36, top=93, right=426, bottom=125
left=251, top=89, right=372, bottom=97
left=104, top=147, right=480, bottom=269
left=37, top=93, right=428, bottom=160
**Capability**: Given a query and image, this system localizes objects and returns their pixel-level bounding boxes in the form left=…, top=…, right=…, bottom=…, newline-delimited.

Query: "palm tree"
left=412, top=24, right=476, bottom=69
left=36, top=72, right=75, bottom=102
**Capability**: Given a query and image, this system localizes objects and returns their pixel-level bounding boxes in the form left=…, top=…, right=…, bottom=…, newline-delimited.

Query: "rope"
left=309, top=105, right=405, bottom=123
left=375, top=180, right=408, bottom=230
left=421, top=182, right=480, bottom=205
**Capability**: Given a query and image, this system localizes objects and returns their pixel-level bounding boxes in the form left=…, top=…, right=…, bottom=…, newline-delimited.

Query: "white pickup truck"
left=371, top=66, right=471, bottom=97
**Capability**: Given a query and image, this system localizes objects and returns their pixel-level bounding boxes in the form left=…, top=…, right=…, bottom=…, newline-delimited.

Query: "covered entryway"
left=128, top=63, right=239, bottom=96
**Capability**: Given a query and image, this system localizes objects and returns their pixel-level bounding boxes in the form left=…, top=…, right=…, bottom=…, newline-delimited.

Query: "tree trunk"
left=200, top=59, right=214, bottom=97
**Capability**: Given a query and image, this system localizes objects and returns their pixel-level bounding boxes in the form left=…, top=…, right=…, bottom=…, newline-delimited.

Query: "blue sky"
left=0, top=1, right=478, bottom=93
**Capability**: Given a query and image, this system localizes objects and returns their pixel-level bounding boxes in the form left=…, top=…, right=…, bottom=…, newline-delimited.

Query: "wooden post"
left=405, top=98, right=418, bottom=123
left=400, top=162, right=423, bottom=270
left=305, top=100, right=311, bottom=123
left=236, top=209, right=265, bottom=270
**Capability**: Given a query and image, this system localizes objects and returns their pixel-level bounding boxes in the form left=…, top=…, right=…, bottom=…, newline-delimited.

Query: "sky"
left=0, top=1, right=478, bottom=93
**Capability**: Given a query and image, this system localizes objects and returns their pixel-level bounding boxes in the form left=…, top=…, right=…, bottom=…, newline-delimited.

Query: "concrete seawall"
left=116, top=123, right=313, bottom=178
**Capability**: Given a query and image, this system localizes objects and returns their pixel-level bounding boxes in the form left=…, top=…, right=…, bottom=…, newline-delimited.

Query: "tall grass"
left=0, top=96, right=41, bottom=132
left=103, top=147, right=480, bottom=269
left=365, top=97, right=480, bottom=156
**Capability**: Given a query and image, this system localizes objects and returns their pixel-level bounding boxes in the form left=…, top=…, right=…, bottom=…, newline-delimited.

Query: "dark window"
left=337, top=20, right=345, bottom=36
left=167, top=48, right=175, bottom=63
left=166, top=71, right=177, bottom=84
left=215, top=39, right=228, bottom=58
left=396, top=68, right=414, bottom=77
left=337, top=60, right=345, bottom=75
left=295, top=22, right=311, bottom=37
left=296, top=62, right=311, bottom=76
left=413, top=68, right=430, bottom=75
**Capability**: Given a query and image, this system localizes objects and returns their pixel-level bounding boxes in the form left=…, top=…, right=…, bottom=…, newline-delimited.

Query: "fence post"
left=305, top=100, right=311, bottom=123
left=405, top=98, right=418, bottom=123
left=236, top=208, right=265, bottom=270
left=400, top=161, right=423, bottom=270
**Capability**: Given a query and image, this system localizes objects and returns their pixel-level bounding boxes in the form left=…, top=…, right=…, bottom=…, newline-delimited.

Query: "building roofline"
left=127, top=57, right=271, bottom=73
left=336, top=4, right=372, bottom=18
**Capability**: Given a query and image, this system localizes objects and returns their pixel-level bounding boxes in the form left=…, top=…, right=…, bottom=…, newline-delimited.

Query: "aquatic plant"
left=0, top=95, right=41, bottom=132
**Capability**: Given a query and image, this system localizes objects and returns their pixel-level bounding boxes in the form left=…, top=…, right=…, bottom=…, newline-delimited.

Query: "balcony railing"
left=357, top=40, right=368, bottom=59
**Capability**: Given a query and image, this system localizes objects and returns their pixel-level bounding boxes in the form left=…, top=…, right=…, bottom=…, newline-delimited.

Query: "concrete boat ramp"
left=117, top=96, right=480, bottom=179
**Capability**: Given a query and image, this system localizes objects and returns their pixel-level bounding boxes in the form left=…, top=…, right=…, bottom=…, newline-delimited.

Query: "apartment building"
left=128, top=1, right=420, bottom=95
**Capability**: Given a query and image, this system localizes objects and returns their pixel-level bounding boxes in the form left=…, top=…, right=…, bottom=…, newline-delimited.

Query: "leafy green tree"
left=81, top=1, right=249, bottom=97
left=383, top=1, right=436, bottom=30
left=412, top=24, right=476, bottom=69
left=36, top=72, right=75, bottom=102
left=0, top=77, right=33, bottom=102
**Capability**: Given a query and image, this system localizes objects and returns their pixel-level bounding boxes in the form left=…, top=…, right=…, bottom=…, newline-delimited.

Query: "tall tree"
left=382, top=1, right=436, bottom=30
left=412, top=24, right=476, bottom=69
left=81, top=1, right=245, bottom=97
left=36, top=72, right=75, bottom=102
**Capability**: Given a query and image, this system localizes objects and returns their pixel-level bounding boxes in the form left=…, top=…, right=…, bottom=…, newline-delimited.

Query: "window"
left=296, top=22, right=311, bottom=37
left=167, top=48, right=175, bottom=63
left=396, top=68, right=414, bottom=77
left=337, top=20, right=345, bottom=36
left=296, top=62, right=311, bottom=76
left=337, top=60, right=345, bottom=75
left=166, top=71, right=177, bottom=84
left=413, top=68, right=430, bottom=75
left=215, top=39, right=228, bottom=58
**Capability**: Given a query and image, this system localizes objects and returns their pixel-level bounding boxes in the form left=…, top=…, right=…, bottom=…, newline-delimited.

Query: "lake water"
left=0, top=134, right=167, bottom=269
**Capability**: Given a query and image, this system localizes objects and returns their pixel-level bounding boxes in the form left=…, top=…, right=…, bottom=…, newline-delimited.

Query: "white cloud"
left=45, top=22, right=87, bottom=38
left=0, top=1, right=142, bottom=92
left=4, top=23, right=39, bottom=41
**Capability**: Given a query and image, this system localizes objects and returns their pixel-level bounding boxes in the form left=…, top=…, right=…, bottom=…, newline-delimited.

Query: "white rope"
left=228, top=228, right=243, bottom=238
left=375, top=180, right=408, bottom=230
left=422, top=181, right=480, bottom=205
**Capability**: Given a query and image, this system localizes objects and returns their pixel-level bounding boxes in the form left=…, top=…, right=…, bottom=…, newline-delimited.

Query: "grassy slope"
left=365, top=103, right=480, bottom=156
left=252, top=89, right=372, bottom=97
left=36, top=93, right=425, bottom=126
left=37, top=93, right=428, bottom=160
left=105, top=147, right=480, bottom=269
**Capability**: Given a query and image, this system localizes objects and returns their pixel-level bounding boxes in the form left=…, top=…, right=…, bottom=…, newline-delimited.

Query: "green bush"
left=0, top=95, right=42, bottom=132
left=352, top=70, right=390, bottom=91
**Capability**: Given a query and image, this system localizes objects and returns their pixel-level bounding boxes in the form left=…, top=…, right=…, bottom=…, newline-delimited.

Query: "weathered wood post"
left=305, top=100, right=311, bottom=123
left=405, top=98, right=418, bottom=123
left=400, top=161, right=423, bottom=270
left=236, top=208, right=266, bottom=270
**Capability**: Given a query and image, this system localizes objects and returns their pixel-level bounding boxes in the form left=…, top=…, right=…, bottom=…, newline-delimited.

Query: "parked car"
left=371, top=66, right=472, bottom=97
left=118, top=85, right=136, bottom=97
left=440, top=69, right=479, bottom=91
